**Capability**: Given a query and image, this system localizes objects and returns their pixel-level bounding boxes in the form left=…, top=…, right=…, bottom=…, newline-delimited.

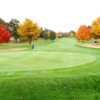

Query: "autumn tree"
left=17, top=19, right=41, bottom=45
left=0, top=25, right=11, bottom=43
left=76, top=25, right=92, bottom=41
left=8, top=19, right=20, bottom=42
left=92, top=17, right=100, bottom=39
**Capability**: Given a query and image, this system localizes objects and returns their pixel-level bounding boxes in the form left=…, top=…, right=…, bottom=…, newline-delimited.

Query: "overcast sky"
left=0, top=0, right=100, bottom=32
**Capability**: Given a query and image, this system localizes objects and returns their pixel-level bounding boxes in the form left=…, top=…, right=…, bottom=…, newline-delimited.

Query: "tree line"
left=0, top=17, right=100, bottom=44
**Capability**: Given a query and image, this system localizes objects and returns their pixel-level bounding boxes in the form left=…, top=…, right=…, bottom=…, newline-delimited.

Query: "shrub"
left=40, top=31, right=48, bottom=40
left=49, top=31, right=56, bottom=40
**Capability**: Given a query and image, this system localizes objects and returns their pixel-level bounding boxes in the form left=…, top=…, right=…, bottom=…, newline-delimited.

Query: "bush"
left=49, top=31, right=56, bottom=40
left=40, top=31, right=49, bottom=40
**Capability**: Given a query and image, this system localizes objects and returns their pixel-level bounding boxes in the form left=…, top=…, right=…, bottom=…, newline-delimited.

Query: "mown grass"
left=0, top=38, right=100, bottom=100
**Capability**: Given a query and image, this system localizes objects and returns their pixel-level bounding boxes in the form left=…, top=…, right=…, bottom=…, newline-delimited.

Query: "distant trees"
left=56, top=31, right=76, bottom=38
left=17, top=19, right=41, bottom=45
left=69, top=31, right=76, bottom=37
left=49, top=31, right=56, bottom=41
left=40, top=29, right=49, bottom=39
left=56, top=32, right=63, bottom=38
left=40, top=29, right=56, bottom=40
left=76, top=25, right=92, bottom=41
left=0, top=17, right=100, bottom=44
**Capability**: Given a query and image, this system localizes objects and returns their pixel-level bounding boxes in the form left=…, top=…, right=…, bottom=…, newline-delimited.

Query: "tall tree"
left=17, top=19, right=41, bottom=45
left=76, top=25, right=92, bottom=41
left=92, top=17, right=100, bottom=39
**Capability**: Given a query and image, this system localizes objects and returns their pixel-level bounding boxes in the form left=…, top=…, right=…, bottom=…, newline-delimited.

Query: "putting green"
left=0, top=51, right=96, bottom=73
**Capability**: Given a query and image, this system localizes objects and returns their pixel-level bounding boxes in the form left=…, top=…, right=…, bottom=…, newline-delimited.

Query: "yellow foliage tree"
left=92, top=17, right=100, bottom=38
left=17, top=19, right=41, bottom=45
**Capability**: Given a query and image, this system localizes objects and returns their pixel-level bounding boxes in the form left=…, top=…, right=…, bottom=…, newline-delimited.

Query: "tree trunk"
left=28, top=35, right=32, bottom=45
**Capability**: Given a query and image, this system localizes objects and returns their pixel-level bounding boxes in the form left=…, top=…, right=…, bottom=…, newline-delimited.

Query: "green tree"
left=49, top=31, right=56, bottom=41
left=8, top=19, right=20, bottom=42
left=40, top=30, right=49, bottom=39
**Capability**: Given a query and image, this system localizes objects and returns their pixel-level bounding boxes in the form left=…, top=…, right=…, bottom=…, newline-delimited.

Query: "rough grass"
left=0, top=38, right=100, bottom=100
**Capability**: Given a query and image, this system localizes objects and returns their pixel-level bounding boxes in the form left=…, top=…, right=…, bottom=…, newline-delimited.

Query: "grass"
left=0, top=38, right=100, bottom=100
left=0, top=51, right=95, bottom=73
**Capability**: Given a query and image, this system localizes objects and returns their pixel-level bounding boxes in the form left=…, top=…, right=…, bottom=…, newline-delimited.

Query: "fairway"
left=0, top=38, right=100, bottom=100
left=0, top=51, right=96, bottom=73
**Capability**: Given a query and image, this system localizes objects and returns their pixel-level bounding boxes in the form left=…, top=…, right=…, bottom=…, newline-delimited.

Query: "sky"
left=0, top=0, right=100, bottom=32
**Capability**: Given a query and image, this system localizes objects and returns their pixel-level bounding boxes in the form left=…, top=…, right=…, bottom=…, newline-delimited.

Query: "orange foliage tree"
left=76, top=25, right=92, bottom=41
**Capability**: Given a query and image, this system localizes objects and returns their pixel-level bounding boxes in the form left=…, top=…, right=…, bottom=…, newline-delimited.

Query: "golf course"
left=0, top=38, right=100, bottom=100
